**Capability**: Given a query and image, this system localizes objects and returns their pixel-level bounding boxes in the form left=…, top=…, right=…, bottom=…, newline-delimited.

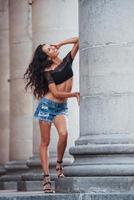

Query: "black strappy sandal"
left=43, top=174, right=54, bottom=193
left=56, top=160, right=65, bottom=178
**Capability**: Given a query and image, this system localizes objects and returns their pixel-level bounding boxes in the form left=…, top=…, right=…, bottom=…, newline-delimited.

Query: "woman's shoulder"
left=63, top=51, right=73, bottom=64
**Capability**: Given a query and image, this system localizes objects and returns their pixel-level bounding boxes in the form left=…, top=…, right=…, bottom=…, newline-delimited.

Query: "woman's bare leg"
left=39, top=120, right=52, bottom=175
left=53, top=115, right=68, bottom=176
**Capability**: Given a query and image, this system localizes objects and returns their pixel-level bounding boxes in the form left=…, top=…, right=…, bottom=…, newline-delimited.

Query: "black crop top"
left=44, top=51, right=74, bottom=85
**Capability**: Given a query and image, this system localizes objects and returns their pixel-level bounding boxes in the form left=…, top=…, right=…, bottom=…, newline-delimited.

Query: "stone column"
left=8, top=0, right=33, bottom=169
left=28, top=0, right=79, bottom=174
left=0, top=0, right=10, bottom=166
left=56, top=0, right=134, bottom=194
left=58, top=0, right=134, bottom=193
left=0, top=0, right=10, bottom=180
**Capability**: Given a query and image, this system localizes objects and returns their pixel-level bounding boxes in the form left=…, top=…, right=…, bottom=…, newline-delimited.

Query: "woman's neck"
left=52, top=56, right=62, bottom=66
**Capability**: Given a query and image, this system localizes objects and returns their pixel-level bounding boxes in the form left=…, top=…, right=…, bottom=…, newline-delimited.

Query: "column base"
left=0, top=160, right=29, bottom=190
left=64, top=143, right=134, bottom=176
left=0, top=165, right=6, bottom=176
left=64, top=164, right=134, bottom=176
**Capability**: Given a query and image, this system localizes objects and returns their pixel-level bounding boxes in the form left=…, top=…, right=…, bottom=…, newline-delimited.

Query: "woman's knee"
left=40, top=140, right=50, bottom=148
left=59, top=131, right=68, bottom=142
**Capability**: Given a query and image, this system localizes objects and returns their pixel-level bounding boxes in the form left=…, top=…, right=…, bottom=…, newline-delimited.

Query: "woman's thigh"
left=39, top=120, right=52, bottom=144
left=53, top=115, right=68, bottom=136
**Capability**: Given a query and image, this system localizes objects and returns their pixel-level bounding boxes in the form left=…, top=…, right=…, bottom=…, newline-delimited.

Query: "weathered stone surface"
left=65, top=0, right=134, bottom=179
left=4, top=161, right=29, bottom=173
left=55, top=177, right=134, bottom=193
left=0, top=190, right=134, bottom=200
left=0, top=0, right=10, bottom=164
left=9, top=0, right=33, bottom=161
left=0, top=166, right=6, bottom=176
left=0, top=182, right=17, bottom=190
left=0, top=161, right=29, bottom=190
left=18, top=180, right=55, bottom=192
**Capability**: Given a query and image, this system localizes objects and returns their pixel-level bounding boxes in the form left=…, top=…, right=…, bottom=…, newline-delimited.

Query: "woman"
left=24, top=37, right=79, bottom=193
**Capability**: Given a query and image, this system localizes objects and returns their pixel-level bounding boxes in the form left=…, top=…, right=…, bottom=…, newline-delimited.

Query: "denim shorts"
left=34, top=97, right=68, bottom=124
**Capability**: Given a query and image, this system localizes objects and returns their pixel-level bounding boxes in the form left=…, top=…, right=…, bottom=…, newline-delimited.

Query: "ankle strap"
left=43, top=174, right=50, bottom=177
left=57, top=160, right=63, bottom=164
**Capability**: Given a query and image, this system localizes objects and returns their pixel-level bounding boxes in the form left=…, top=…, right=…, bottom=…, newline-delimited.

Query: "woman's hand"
left=75, top=92, right=80, bottom=106
left=56, top=92, right=80, bottom=105
left=50, top=43, right=61, bottom=50
left=51, top=37, right=79, bottom=48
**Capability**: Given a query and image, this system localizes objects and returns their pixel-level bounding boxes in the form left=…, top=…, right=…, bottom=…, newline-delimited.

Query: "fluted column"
left=29, top=0, right=79, bottom=173
left=0, top=0, right=10, bottom=165
left=65, top=0, right=134, bottom=176
left=9, top=0, right=33, bottom=165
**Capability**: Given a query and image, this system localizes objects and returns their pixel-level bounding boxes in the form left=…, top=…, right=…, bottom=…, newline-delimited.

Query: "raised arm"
left=70, top=39, right=79, bottom=60
left=52, top=37, right=79, bottom=60
left=57, top=37, right=79, bottom=46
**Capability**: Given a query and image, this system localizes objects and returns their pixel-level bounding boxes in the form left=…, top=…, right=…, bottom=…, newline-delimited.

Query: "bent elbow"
left=52, top=92, right=60, bottom=98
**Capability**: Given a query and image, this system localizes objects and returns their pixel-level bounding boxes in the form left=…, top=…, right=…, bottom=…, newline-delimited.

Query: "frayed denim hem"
left=34, top=116, right=52, bottom=124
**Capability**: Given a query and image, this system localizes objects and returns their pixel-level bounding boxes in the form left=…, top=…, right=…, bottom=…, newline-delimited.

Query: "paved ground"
left=1, top=190, right=134, bottom=200
left=0, top=189, right=53, bottom=196
left=0, top=190, right=80, bottom=200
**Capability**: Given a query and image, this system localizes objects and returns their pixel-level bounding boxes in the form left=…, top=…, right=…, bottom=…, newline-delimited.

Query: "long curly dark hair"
left=23, top=44, right=53, bottom=100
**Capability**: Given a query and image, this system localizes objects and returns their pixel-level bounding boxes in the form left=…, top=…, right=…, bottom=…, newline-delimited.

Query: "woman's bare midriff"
left=43, top=77, right=73, bottom=103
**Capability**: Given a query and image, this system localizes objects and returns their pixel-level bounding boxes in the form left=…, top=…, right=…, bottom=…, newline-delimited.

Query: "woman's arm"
left=48, top=83, right=80, bottom=104
left=52, top=37, right=79, bottom=60
left=70, top=40, right=79, bottom=60
left=48, top=82, right=78, bottom=98
left=58, top=37, right=79, bottom=46
left=51, top=37, right=79, bottom=48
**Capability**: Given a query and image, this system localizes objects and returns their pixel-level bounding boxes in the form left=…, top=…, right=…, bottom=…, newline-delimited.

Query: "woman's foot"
left=43, top=174, right=54, bottom=193
left=56, top=160, right=65, bottom=178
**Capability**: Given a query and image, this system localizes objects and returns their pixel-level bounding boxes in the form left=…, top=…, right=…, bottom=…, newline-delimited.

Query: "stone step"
left=0, top=181, right=17, bottom=190
left=18, top=180, right=55, bottom=191
left=0, top=190, right=134, bottom=200
left=18, top=173, right=56, bottom=191
left=55, top=176, right=134, bottom=193
left=0, top=165, right=6, bottom=176
left=2, top=175, right=134, bottom=193
left=0, top=173, right=56, bottom=191
left=0, top=175, right=21, bottom=190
